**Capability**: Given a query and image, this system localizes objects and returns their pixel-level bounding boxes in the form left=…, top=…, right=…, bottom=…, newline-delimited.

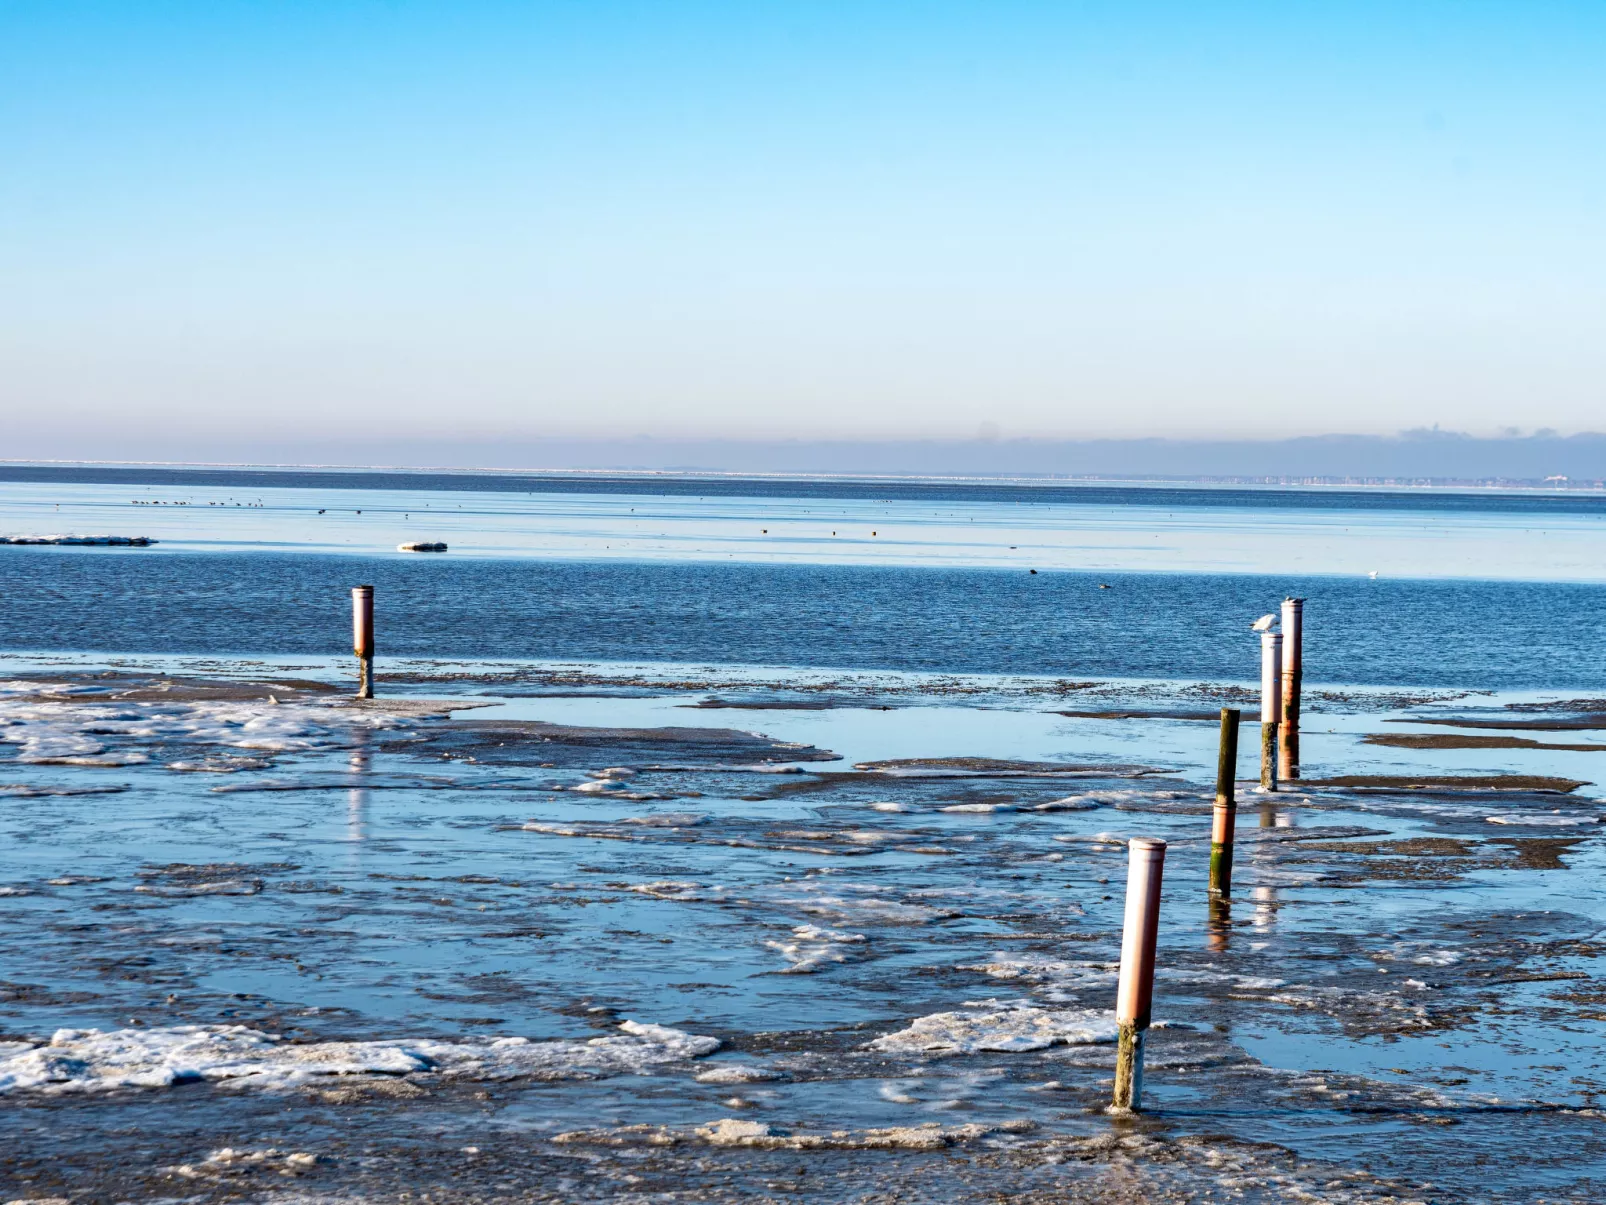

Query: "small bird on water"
left=1250, top=613, right=1276, bottom=631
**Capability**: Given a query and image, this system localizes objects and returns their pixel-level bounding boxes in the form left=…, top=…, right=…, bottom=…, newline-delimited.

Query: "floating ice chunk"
left=135, top=879, right=262, bottom=896
left=696, top=1118, right=776, bottom=1144
left=694, top=1063, right=784, bottom=1084
left=957, top=957, right=1118, bottom=990
left=868, top=1005, right=1118, bottom=1055
left=765, top=924, right=867, bottom=973
left=1052, top=831, right=1132, bottom=847
left=1030, top=795, right=1102, bottom=811
left=1486, top=814, right=1600, bottom=826
left=171, top=1147, right=322, bottom=1178
left=868, top=802, right=907, bottom=812
left=623, top=812, right=709, bottom=827
left=773, top=884, right=950, bottom=925
left=0, top=1020, right=719, bottom=1095
left=626, top=881, right=721, bottom=901
left=0, top=783, right=129, bottom=797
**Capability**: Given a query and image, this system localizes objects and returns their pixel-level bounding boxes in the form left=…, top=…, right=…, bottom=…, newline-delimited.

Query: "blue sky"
left=2, top=1, right=1603, bottom=453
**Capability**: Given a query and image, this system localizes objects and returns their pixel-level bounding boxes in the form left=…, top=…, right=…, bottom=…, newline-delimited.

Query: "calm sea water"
left=2, top=471, right=1605, bottom=688
left=3, top=551, right=1605, bottom=689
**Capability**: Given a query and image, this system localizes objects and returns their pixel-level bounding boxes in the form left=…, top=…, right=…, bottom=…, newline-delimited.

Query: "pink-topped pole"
left=1112, top=837, right=1167, bottom=1111
left=352, top=585, right=375, bottom=699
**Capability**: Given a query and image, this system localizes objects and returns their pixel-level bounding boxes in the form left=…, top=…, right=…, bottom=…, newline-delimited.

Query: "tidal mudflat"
left=3, top=657, right=1606, bottom=1202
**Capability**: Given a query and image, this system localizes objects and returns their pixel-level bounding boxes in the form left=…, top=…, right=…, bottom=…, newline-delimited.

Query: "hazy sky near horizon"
left=3, top=1, right=1604, bottom=451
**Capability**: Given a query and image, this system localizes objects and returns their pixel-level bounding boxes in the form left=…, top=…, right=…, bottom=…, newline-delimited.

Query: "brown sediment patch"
left=1298, top=838, right=1480, bottom=857
left=1506, top=697, right=1606, bottom=714
left=1484, top=837, right=1585, bottom=870
left=1365, top=733, right=1606, bottom=751
left=853, top=757, right=1166, bottom=777
left=681, top=697, right=893, bottom=711
left=1393, top=717, right=1606, bottom=732
left=396, top=718, right=839, bottom=767
left=1302, top=774, right=1587, bottom=793
left=336, top=697, right=498, bottom=718
left=1056, top=709, right=1221, bottom=722
left=15, top=675, right=345, bottom=705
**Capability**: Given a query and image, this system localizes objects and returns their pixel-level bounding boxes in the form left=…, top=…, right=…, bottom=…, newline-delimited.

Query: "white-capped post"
left=1259, top=630, right=1282, bottom=791
left=352, top=585, right=375, bottom=699
left=1278, top=598, right=1304, bottom=780
left=1112, top=837, right=1167, bottom=1112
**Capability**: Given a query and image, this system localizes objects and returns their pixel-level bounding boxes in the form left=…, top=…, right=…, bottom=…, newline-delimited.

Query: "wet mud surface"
left=5, top=665, right=1606, bottom=1201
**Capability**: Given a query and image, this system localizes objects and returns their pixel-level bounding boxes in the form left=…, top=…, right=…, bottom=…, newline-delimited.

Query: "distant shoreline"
left=1, top=459, right=1603, bottom=500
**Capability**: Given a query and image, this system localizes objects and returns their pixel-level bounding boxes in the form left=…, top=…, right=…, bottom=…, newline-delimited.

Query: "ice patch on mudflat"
left=0, top=693, right=408, bottom=765
left=0, top=1021, right=719, bottom=1094
left=868, top=1004, right=1117, bottom=1054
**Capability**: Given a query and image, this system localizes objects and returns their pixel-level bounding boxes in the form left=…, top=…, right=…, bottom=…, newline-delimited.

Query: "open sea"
left=4, top=467, right=1606, bottom=1202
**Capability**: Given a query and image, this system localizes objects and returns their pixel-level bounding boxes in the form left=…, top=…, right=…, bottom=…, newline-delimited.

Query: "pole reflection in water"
left=347, top=732, right=371, bottom=846
left=1207, top=896, right=1232, bottom=953
left=1253, top=885, right=1278, bottom=930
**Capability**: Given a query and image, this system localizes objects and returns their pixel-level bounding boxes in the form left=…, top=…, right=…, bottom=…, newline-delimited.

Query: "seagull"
left=1250, top=613, right=1277, bottom=632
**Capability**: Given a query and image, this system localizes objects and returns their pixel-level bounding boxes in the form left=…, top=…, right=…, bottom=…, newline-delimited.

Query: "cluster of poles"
left=1112, top=597, right=1304, bottom=1113
left=347, top=584, right=1304, bottom=1115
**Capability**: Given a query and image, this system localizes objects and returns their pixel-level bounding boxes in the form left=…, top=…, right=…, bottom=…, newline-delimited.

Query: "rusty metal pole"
left=1278, top=598, right=1303, bottom=780
left=352, top=585, right=375, bottom=699
left=1209, top=708, right=1241, bottom=896
left=1259, top=630, right=1281, bottom=792
left=1112, top=837, right=1166, bottom=1112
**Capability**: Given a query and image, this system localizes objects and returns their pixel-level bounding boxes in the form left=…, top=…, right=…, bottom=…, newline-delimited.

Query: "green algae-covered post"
left=1112, top=837, right=1166, bottom=1112
left=352, top=585, right=375, bottom=699
left=1209, top=708, right=1241, bottom=896
left=1259, top=630, right=1282, bottom=791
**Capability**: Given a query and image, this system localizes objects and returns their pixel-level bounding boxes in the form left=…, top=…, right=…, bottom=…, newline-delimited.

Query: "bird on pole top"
left=1250, top=614, right=1277, bottom=632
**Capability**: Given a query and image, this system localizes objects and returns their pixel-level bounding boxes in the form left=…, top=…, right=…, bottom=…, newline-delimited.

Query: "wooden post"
left=1112, top=837, right=1166, bottom=1112
left=1278, top=598, right=1303, bottom=780
left=352, top=585, right=375, bottom=699
left=1209, top=708, right=1241, bottom=897
left=1259, top=630, right=1281, bottom=791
